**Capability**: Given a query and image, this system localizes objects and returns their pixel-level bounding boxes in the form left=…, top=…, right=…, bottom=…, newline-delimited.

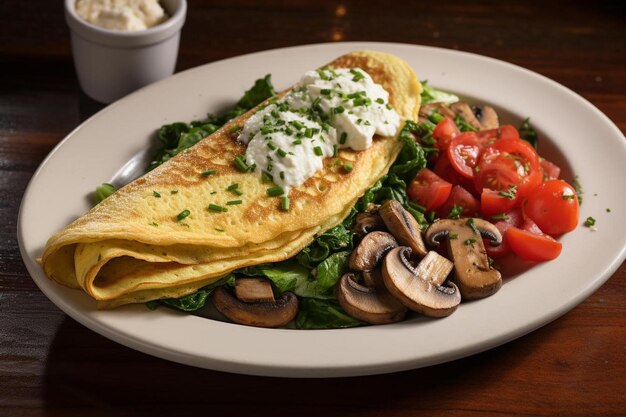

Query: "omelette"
left=40, top=50, right=422, bottom=308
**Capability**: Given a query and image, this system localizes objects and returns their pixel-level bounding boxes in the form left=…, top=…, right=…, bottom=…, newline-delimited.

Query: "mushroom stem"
left=425, top=218, right=502, bottom=300
left=382, top=247, right=461, bottom=318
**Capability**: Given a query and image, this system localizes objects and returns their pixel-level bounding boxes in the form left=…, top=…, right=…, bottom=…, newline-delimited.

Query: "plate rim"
left=17, top=41, right=626, bottom=378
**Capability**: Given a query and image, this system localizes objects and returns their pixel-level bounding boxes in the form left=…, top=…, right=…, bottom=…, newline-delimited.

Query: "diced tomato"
left=497, top=125, right=521, bottom=140
left=539, top=158, right=561, bottom=181
left=484, top=208, right=524, bottom=258
left=437, top=185, right=480, bottom=219
left=474, top=138, right=542, bottom=199
left=523, top=179, right=579, bottom=236
left=475, top=124, right=520, bottom=147
left=447, top=132, right=482, bottom=179
left=432, top=117, right=460, bottom=151
left=506, top=226, right=562, bottom=262
left=480, top=188, right=517, bottom=217
left=433, top=153, right=476, bottom=194
left=407, top=168, right=453, bottom=211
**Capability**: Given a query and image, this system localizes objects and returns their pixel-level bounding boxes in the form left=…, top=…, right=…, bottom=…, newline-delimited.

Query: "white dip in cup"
left=65, top=0, right=187, bottom=103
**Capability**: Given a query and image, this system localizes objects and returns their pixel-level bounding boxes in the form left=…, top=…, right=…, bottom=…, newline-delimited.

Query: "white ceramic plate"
left=18, top=42, right=626, bottom=377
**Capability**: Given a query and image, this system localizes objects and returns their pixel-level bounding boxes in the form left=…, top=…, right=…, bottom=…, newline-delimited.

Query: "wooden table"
left=2, top=1, right=624, bottom=415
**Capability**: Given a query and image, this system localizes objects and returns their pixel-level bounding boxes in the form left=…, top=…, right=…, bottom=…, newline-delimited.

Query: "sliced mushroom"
left=378, top=200, right=428, bottom=257
left=425, top=218, right=503, bottom=300
left=450, top=102, right=499, bottom=131
left=362, top=267, right=384, bottom=288
left=352, top=212, right=385, bottom=238
left=349, top=231, right=398, bottom=271
left=336, top=272, right=407, bottom=324
left=211, top=278, right=298, bottom=328
left=382, top=247, right=460, bottom=318
left=472, top=104, right=499, bottom=130
left=235, top=277, right=275, bottom=303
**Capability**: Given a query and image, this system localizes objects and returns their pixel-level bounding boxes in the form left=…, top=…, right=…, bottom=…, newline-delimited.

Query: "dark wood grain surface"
left=1, top=1, right=625, bottom=416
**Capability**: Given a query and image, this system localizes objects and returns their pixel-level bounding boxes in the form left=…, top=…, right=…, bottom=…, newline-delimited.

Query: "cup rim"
left=65, top=0, right=187, bottom=48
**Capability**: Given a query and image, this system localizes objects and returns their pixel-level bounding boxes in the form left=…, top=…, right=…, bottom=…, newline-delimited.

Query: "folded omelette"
left=41, top=50, right=422, bottom=308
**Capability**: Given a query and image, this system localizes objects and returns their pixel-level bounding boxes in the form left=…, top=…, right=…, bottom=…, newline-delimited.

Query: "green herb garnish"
left=498, top=186, right=518, bottom=200
left=95, top=183, right=116, bottom=204
left=176, top=210, right=190, bottom=221
left=208, top=204, right=228, bottom=212
left=267, top=186, right=284, bottom=197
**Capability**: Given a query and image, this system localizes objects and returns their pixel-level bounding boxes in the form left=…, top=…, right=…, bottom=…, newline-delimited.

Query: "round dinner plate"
left=18, top=42, right=626, bottom=377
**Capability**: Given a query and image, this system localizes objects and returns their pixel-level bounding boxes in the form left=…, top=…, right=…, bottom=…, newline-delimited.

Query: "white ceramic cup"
left=65, top=0, right=187, bottom=103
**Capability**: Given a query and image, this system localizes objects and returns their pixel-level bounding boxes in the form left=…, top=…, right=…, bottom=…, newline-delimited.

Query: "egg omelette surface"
left=41, top=50, right=422, bottom=307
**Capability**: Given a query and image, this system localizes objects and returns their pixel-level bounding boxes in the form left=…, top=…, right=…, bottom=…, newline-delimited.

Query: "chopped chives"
left=226, top=200, right=243, bottom=205
left=176, top=210, right=190, bottom=221
left=201, top=169, right=216, bottom=177
left=214, top=227, right=225, bottom=232
left=170, top=190, right=178, bottom=194
left=261, top=171, right=273, bottom=183
left=228, top=124, right=241, bottom=134
left=333, top=106, right=345, bottom=115
left=234, top=155, right=249, bottom=172
left=267, top=141, right=277, bottom=150
left=291, top=120, right=305, bottom=130
left=339, top=132, right=347, bottom=144
left=350, top=68, right=365, bottom=81
left=491, top=213, right=510, bottom=221
left=153, top=191, right=161, bottom=198
left=343, top=162, right=353, bottom=172
left=376, top=98, right=385, bottom=104
left=277, top=148, right=287, bottom=157
left=208, top=204, right=228, bottom=212
left=317, top=69, right=329, bottom=80
left=333, top=144, right=338, bottom=157
left=313, top=146, right=323, bottom=156
left=305, top=128, right=313, bottom=138
left=280, top=196, right=290, bottom=211
left=267, top=186, right=284, bottom=196
left=227, top=183, right=243, bottom=196
left=292, top=139, right=302, bottom=145
left=279, top=171, right=285, bottom=180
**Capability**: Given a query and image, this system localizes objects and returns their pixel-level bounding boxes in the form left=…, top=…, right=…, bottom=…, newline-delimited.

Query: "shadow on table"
left=41, top=316, right=538, bottom=417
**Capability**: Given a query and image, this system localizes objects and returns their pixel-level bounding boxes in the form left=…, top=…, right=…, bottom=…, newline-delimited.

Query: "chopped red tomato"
left=480, top=188, right=517, bottom=217
left=523, top=179, right=579, bottom=236
left=474, top=138, right=542, bottom=198
left=475, top=124, right=520, bottom=146
left=447, top=132, right=482, bottom=179
left=408, top=168, right=453, bottom=211
left=433, top=153, right=476, bottom=193
left=432, top=117, right=460, bottom=151
left=484, top=208, right=524, bottom=258
left=506, top=226, right=562, bottom=262
left=539, top=158, right=561, bottom=181
left=437, top=185, right=480, bottom=219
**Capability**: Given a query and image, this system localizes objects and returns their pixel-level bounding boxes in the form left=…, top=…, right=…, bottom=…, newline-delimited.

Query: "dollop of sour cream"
left=238, top=67, right=400, bottom=194
left=75, top=0, right=169, bottom=32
